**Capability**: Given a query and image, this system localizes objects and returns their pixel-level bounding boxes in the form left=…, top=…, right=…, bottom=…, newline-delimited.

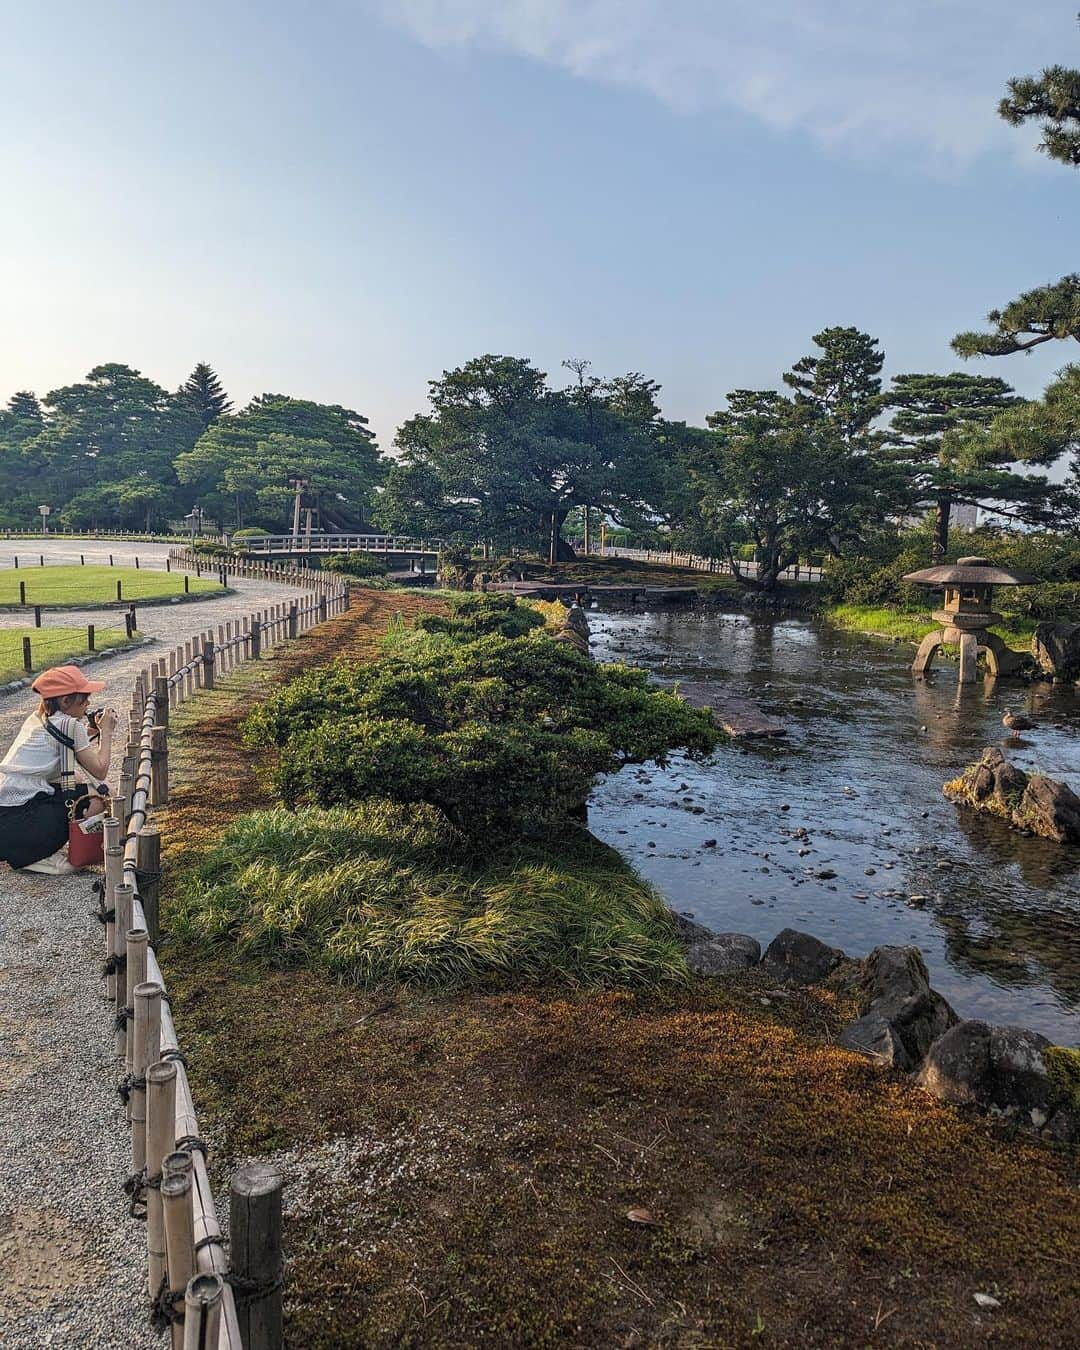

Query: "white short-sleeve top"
left=0, top=712, right=91, bottom=807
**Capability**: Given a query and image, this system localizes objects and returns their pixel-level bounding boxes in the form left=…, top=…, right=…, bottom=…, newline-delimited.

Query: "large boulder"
left=1032, top=621, right=1080, bottom=683
left=917, top=1020, right=1080, bottom=1141
left=839, top=946, right=957, bottom=1070
left=760, top=928, right=844, bottom=986
left=944, top=748, right=1080, bottom=844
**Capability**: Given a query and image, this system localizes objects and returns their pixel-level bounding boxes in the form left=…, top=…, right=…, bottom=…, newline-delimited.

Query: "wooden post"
left=183, top=1273, right=224, bottom=1350
left=146, top=1060, right=177, bottom=1295
left=154, top=675, right=169, bottom=727
left=168, top=650, right=178, bottom=709
left=129, top=977, right=159, bottom=1162
left=150, top=726, right=169, bottom=806
left=184, top=573, right=189, bottom=593
left=287, top=603, right=297, bottom=639
left=129, top=602, right=138, bottom=635
left=216, top=625, right=225, bottom=679
left=117, top=579, right=123, bottom=602
left=33, top=604, right=41, bottom=627
left=318, top=594, right=327, bottom=624
left=135, top=827, right=162, bottom=946
left=162, top=1169, right=196, bottom=1350
left=251, top=614, right=261, bottom=659
left=201, top=639, right=215, bottom=690
left=87, top=623, right=95, bottom=652
left=22, top=635, right=31, bottom=672
left=230, top=1164, right=284, bottom=1350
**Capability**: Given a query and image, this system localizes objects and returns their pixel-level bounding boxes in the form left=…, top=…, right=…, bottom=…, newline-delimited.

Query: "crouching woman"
left=0, top=665, right=117, bottom=876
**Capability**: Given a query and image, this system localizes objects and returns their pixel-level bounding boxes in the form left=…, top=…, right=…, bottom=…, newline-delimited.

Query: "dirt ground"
left=157, top=587, right=1079, bottom=1350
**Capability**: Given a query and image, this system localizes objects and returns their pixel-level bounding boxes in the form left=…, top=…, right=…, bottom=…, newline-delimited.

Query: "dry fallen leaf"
left=974, top=1293, right=1001, bottom=1310
left=626, top=1207, right=658, bottom=1226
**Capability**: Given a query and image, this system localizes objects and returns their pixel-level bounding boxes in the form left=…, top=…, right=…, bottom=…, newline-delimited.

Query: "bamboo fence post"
left=154, top=674, right=169, bottom=726
left=184, top=639, right=194, bottom=696
left=117, top=761, right=134, bottom=830
left=183, top=1273, right=224, bottom=1350
left=124, top=928, right=149, bottom=1072
left=136, top=827, right=162, bottom=947
left=287, top=602, right=297, bottom=639
left=250, top=614, right=261, bottom=660
left=150, top=727, right=169, bottom=806
left=230, top=1163, right=284, bottom=1350
left=113, top=884, right=135, bottom=1051
left=146, top=1060, right=178, bottom=1294
left=168, top=650, right=178, bottom=709
left=216, top=626, right=225, bottom=678
left=129, top=978, right=160, bottom=1164
left=103, top=820, right=122, bottom=997
left=162, top=1169, right=196, bottom=1350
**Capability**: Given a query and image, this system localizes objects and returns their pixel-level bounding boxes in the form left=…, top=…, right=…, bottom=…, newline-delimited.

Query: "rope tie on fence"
left=115, top=1005, right=133, bottom=1032
left=150, top=1274, right=184, bottom=1332
left=194, top=1234, right=224, bottom=1255
left=225, top=1264, right=287, bottom=1310
left=123, top=1165, right=161, bottom=1220
left=134, top=867, right=162, bottom=884
left=175, top=1133, right=209, bottom=1157
left=117, top=1070, right=146, bottom=1105
left=160, top=1047, right=188, bottom=1068
left=90, top=878, right=115, bottom=924
left=102, top=951, right=126, bottom=977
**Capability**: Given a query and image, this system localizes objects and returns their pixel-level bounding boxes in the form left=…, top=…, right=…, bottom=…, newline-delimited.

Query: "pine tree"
left=782, top=326, right=885, bottom=452
left=6, top=391, right=43, bottom=425
left=178, top=362, right=232, bottom=431
left=999, top=55, right=1080, bottom=167
left=884, top=373, right=1024, bottom=556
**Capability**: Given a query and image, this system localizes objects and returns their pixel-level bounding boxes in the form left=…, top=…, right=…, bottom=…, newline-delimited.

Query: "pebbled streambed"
left=587, top=606, right=1080, bottom=1047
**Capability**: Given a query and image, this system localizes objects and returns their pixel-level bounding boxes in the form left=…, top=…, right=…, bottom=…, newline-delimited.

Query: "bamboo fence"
left=100, top=557, right=350, bottom=1349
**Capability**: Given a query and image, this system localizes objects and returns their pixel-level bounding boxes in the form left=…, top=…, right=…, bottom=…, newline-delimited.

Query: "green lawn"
left=826, top=602, right=1037, bottom=650
left=0, top=565, right=223, bottom=607
left=0, top=626, right=133, bottom=683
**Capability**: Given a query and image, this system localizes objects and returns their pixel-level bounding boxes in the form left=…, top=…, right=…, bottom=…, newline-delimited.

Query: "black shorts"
left=0, top=785, right=91, bottom=869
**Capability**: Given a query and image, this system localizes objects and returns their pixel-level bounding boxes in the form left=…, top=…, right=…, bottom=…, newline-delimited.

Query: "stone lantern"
left=902, top=555, right=1036, bottom=683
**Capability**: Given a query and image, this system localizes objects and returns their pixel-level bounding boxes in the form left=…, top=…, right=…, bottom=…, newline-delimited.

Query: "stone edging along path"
left=674, top=916, right=1080, bottom=1145
left=0, top=588, right=234, bottom=615
left=0, top=636, right=157, bottom=697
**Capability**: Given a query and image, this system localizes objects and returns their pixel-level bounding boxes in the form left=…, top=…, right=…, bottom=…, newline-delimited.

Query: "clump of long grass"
left=171, top=802, right=688, bottom=990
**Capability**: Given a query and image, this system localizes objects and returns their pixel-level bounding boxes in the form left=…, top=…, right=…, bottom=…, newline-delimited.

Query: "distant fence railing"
left=102, top=558, right=349, bottom=1348
left=596, top=545, right=826, bottom=584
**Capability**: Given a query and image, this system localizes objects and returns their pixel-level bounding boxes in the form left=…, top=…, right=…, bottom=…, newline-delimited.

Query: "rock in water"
left=1031, top=621, right=1080, bottom=682
left=685, top=932, right=762, bottom=977
left=760, top=928, right=844, bottom=985
left=943, top=747, right=1080, bottom=844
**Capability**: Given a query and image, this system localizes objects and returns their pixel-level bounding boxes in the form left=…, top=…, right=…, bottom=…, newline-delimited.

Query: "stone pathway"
left=0, top=563, right=306, bottom=1349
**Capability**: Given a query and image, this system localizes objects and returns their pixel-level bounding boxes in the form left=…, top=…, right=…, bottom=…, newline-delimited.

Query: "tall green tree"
left=999, top=45, right=1080, bottom=167
left=177, top=362, right=232, bottom=431
left=884, top=373, right=1025, bottom=556
left=26, top=364, right=189, bottom=526
left=176, top=395, right=382, bottom=528
left=782, top=326, right=885, bottom=453
left=697, top=388, right=883, bottom=591
left=378, top=355, right=665, bottom=561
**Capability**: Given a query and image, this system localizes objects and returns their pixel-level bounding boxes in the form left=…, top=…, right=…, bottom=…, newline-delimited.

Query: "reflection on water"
left=588, top=607, right=1080, bottom=1046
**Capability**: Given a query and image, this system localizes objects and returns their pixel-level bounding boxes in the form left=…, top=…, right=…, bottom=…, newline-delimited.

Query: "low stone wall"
left=673, top=915, right=1080, bottom=1145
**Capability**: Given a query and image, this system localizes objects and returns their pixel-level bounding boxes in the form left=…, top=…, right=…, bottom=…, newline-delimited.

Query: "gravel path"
left=0, top=557, right=306, bottom=1348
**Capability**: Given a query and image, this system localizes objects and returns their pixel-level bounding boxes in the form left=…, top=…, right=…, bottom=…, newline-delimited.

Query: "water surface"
left=587, top=607, right=1080, bottom=1046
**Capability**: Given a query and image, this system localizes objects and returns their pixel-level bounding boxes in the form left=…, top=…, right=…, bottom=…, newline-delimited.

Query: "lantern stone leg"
left=957, top=631, right=979, bottom=684
left=980, top=631, right=1024, bottom=677
left=912, top=631, right=941, bottom=676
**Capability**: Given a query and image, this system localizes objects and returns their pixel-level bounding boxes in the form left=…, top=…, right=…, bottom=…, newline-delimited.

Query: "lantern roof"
left=901, top=555, right=1037, bottom=587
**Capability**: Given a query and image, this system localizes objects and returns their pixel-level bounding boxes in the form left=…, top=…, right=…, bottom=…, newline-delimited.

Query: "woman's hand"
left=98, top=708, right=118, bottom=736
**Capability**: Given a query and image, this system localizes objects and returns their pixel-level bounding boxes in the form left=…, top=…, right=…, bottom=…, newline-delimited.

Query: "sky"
left=0, top=1, right=1076, bottom=450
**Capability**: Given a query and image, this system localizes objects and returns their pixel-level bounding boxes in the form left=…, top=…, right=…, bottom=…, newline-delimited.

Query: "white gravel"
left=0, top=556, right=307, bottom=1348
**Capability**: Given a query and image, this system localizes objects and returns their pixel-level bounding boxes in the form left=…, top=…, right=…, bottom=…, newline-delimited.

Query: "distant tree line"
left=0, top=361, right=382, bottom=534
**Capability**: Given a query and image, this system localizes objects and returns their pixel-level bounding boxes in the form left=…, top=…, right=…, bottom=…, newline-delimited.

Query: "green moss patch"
left=1046, top=1047, right=1080, bottom=1110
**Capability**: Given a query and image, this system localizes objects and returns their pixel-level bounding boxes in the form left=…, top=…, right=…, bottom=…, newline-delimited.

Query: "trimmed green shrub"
left=323, top=551, right=389, bottom=578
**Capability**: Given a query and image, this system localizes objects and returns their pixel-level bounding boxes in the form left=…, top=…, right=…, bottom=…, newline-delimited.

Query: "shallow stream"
left=587, top=607, right=1080, bottom=1047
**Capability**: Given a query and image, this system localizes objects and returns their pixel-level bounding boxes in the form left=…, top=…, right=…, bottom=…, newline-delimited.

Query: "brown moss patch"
left=157, top=588, right=1079, bottom=1350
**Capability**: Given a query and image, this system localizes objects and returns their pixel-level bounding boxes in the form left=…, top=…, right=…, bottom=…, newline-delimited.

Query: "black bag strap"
left=43, top=714, right=78, bottom=788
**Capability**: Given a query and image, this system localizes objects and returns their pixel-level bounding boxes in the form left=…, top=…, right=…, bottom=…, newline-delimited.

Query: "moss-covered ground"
left=157, top=587, right=1079, bottom=1349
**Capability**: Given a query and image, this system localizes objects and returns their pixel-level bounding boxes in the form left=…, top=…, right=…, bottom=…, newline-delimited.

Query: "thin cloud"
left=375, top=0, right=1067, bottom=165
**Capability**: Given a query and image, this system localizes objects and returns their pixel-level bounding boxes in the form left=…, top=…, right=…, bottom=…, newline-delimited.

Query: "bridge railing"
left=225, top=533, right=441, bottom=555
left=596, top=545, right=825, bottom=583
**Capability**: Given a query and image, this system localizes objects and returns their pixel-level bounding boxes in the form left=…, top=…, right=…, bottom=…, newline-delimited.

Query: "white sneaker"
left=22, top=852, right=78, bottom=876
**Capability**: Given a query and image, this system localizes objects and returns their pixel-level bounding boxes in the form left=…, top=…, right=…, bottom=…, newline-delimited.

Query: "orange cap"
left=31, top=665, right=107, bottom=697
